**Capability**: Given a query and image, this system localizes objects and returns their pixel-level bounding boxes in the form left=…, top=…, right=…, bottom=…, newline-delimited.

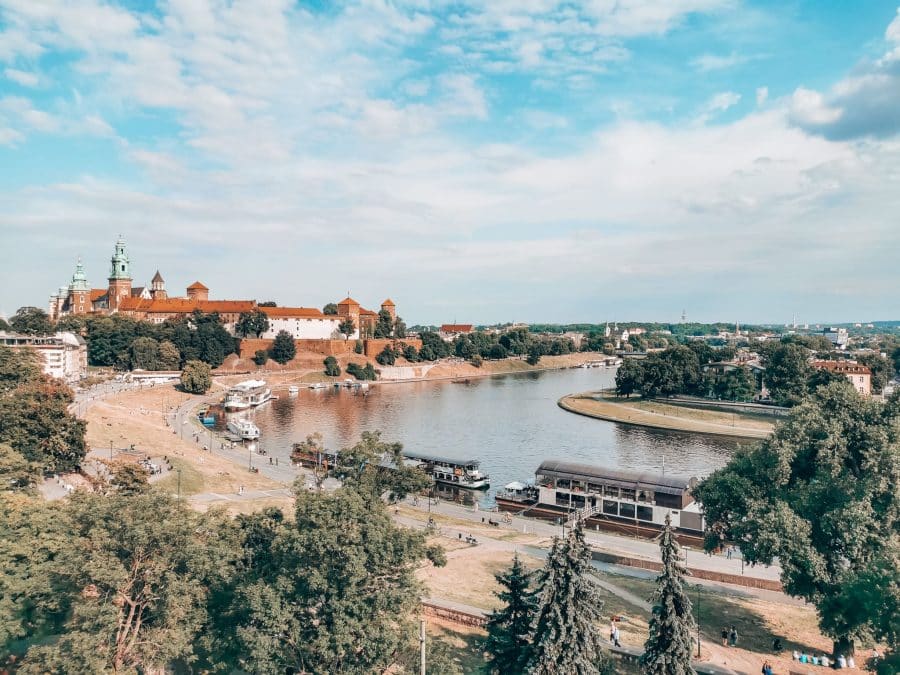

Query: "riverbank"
left=558, top=392, right=774, bottom=439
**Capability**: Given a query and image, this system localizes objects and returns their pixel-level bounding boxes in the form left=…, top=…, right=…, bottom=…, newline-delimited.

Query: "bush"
left=346, top=362, right=377, bottom=381
left=354, top=340, right=364, bottom=354
left=253, top=350, right=269, bottom=366
left=470, top=355, right=483, bottom=368
left=323, top=356, right=341, bottom=377
left=270, top=330, right=296, bottom=365
left=180, top=360, right=212, bottom=394
left=375, top=346, right=396, bottom=366
left=402, top=345, right=418, bottom=362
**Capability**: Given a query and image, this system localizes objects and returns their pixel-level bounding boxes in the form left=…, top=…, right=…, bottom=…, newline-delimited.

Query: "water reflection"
left=247, top=368, right=743, bottom=503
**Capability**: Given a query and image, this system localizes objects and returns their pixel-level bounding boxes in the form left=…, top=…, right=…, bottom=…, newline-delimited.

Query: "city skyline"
left=2, top=1, right=900, bottom=323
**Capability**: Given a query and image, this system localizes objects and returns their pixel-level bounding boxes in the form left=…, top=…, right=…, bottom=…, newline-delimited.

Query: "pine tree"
left=640, top=514, right=696, bottom=675
left=527, top=521, right=607, bottom=675
left=484, top=553, right=536, bottom=673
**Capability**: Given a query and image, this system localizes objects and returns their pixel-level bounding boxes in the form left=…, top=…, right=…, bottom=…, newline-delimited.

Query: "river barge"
left=400, top=451, right=490, bottom=490
left=226, top=418, right=260, bottom=440
left=495, top=460, right=704, bottom=544
left=224, top=380, right=276, bottom=411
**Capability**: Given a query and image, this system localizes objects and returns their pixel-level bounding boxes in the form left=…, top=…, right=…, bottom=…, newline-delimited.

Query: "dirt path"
left=559, top=393, right=773, bottom=439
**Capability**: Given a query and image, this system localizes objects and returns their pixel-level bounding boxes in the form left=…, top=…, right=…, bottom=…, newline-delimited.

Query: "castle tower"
left=107, top=236, right=132, bottom=312
left=69, top=257, right=90, bottom=314
left=150, top=270, right=167, bottom=300
left=381, top=298, right=396, bottom=320
left=186, top=281, right=209, bottom=302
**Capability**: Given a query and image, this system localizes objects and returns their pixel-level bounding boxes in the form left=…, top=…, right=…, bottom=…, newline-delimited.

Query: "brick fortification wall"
left=238, top=338, right=359, bottom=359
left=363, top=338, right=423, bottom=358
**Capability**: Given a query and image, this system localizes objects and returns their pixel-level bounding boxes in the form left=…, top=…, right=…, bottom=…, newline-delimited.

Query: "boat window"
left=655, top=493, right=682, bottom=509
left=602, top=500, right=618, bottom=515
left=620, top=488, right=636, bottom=501
left=637, top=490, right=653, bottom=503
left=571, top=494, right=585, bottom=507
left=619, top=503, right=636, bottom=519
left=555, top=491, right=570, bottom=507
left=556, top=479, right=571, bottom=490
left=637, top=506, right=654, bottom=521
left=587, top=482, right=603, bottom=494
left=603, top=485, right=619, bottom=498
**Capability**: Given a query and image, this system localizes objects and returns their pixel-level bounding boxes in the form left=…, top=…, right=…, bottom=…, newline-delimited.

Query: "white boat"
left=227, top=418, right=260, bottom=440
left=288, top=385, right=300, bottom=395
left=224, top=380, right=275, bottom=411
left=402, top=452, right=490, bottom=490
left=309, top=382, right=326, bottom=390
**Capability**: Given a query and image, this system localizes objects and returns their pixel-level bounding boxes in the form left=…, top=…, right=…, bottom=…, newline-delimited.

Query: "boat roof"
left=536, top=459, right=695, bottom=496
left=402, top=451, right=480, bottom=466
left=229, top=379, right=267, bottom=390
left=504, top=481, right=529, bottom=491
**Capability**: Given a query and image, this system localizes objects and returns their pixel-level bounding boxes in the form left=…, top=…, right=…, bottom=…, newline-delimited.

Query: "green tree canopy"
left=694, top=383, right=900, bottom=658
left=374, top=309, right=393, bottom=338
left=323, top=303, right=338, bottom=315
left=484, top=553, right=536, bottom=673
left=180, top=360, right=212, bottom=394
left=270, top=330, right=296, bottom=364
left=109, top=462, right=150, bottom=495
left=10, top=307, right=53, bottom=336
left=640, top=515, right=696, bottom=675
left=129, top=335, right=160, bottom=370
left=856, top=352, right=895, bottom=394
left=253, top=349, right=269, bottom=366
left=528, top=522, right=608, bottom=674
left=0, top=345, right=42, bottom=394
left=615, top=359, right=644, bottom=397
left=763, top=343, right=812, bottom=406
left=236, top=308, right=270, bottom=339
left=323, top=355, right=341, bottom=377
left=157, top=339, right=182, bottom=369
left=375, top=345, right=396, bottom=366
left=338, top=318, right=355, bottom=340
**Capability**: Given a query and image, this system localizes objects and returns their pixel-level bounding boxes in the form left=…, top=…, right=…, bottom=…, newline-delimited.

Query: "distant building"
left=439, top=324, right=474, bottom=341
left=0, top=331, right=87, bottom=382
left=259, top=307, right=343, bottom=340
left=823, top=327, right=849, bottom=348
left=561, top=331, right=584, bottom=349
left=811, top=360, right=871, bottom=395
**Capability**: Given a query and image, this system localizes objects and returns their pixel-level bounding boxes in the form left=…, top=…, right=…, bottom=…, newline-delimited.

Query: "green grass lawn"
left=153, top=457, right=206, bottom=497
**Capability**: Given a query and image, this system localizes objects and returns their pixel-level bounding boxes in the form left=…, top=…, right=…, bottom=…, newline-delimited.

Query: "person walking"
left=613, top=625, right=621, bottom=648
left=762, top=660, right=773, bottom=675
left=729, top=625, right=738, bottom=647
left=721, top=627, right=729, bottom=646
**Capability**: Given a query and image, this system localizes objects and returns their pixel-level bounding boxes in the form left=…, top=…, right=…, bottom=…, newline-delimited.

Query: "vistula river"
left=245, top=367, right=751, bottom=504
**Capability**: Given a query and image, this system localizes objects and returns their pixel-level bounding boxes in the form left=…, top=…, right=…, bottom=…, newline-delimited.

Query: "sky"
left=1, top=1, right=899, bottom=326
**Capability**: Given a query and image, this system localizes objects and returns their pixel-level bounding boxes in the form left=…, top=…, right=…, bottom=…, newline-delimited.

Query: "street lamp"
left=176, top=469, right=182, bottom=500
left=696, top=584, right=701, bottom=658
left=109, top=439, right=113, bottom=461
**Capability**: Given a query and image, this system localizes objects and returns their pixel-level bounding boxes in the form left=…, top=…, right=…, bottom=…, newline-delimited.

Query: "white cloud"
left=691, top=52, right=747, bottom=71
left=790, top=87, right=842, bottom=126
left=4, top=68, right=38, bottom=86
left=886, top=8, right=900, bottom=43
left=755, top=86, right=768, bottom=106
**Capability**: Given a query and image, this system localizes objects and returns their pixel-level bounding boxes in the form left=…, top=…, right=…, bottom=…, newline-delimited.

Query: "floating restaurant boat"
left=226, top=418, right=260, bottom=440
left=224, top=380, right=275, bottom=411
left=494, top=460, right=704, bottom=543
left=401, top=451, right=490, bottom=490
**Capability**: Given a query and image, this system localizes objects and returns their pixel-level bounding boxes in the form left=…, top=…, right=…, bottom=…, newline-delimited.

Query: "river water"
left=246, top=367, right=751, bottom=502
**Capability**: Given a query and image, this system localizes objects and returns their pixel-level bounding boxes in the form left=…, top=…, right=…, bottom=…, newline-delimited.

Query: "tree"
left=402, top=344, right=419, bottom=362
left=270, top=330, right=296, bottom=365
left=354, top=339, right=364, bottom=354
left=233, top=485, right=442, bottom=674
left=419, top=331, right=451, bottom=361
left=526, top=343, right=542, bottom=366
left=0, top=345, right=41, bottom=394
left=0, top=444, right=42, bottom=493
left=713, top=366, right=755, bottom=401
left=640, top=358, right=679, bottom=397
left=109, top=462, right=150, bottom=496
left=10, top=307, right=53, bottom=335
left=18, top=492, right=234, bottom=673
left=129, top=335, right=160, bottom=370
left=488, top=343, right=509, bottom=360
left=157, top=340, right=181, bottom=369
left=393, top=317, right=407, bottom=339
left=323, top=303, right=338, bottom=315
left=0, top=378, right=86, bottom=473
left=484, top=554, right=536, bottom=673
left=640, top=515, right=696, bottom=675
left=527, top=522, right=608, bottom=674
left=363, top=363, right=377, bottom=380
left=252, top=349, right=269, bottom=367
left=694, top=383, right=900, bottom=659
left=338, top=317, right=355, bottom=340
left=376, top=345, right=396, bottom=366
left=763, top=343, right=811, bottom=406
left=0, top=317, right=8, bottom=331
left=236, top=309, right=270, bottom=339
left=374, top=309, right=393, bottom=338
left=615, top=359, right=644, bottom=397
left=323, top=355, right=341, bottom=377
left=454, top=335, right=475, bottom=359
left=54, top=314, right=88, bottom=333
left=180, top=360, right=212, bottom=394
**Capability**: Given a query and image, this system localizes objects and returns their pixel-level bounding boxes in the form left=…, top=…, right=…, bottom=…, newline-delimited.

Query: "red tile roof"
left=812, top=360, right=872, bottom=375
left=440, top=324, right=473, bottom=333
left=118, top=297, right=255, bottom=314
left=187, top=281, right=209, bottom=290
left=337, top=297, right=360, bottom=306
left=381, top=298, right=395, bottom=306
left=90, top=289, right=107, bottom=302
left=261, top=307, right=328, bottom=319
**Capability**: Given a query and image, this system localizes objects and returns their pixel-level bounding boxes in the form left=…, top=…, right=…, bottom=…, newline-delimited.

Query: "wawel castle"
left=49, top=237, right=396, bottom=341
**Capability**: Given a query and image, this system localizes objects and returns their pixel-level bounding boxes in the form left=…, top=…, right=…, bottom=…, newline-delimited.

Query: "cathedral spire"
left=109, top=236, right=131, bottom=281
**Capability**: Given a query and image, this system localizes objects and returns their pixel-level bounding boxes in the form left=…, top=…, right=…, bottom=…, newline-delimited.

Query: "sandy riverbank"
left=559, top=392, right=774, bottom=439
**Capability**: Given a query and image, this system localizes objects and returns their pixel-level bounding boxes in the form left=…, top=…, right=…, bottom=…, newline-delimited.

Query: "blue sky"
left=2, top=1, right=899, bottom=325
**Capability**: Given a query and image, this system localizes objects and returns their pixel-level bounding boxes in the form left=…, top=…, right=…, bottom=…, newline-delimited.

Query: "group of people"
left=721, top=625, right=739, bottom=647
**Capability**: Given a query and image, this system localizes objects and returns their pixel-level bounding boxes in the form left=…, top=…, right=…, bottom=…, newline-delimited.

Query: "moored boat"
left=401, top=451, right=490, bottom=490
left=226, top=418, right=260, bottom=440
left=495, top=460, right=704, bottom=544
left=288, top=385, right=300, bottom=395
left=224, top=380, right=276, bottom=411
